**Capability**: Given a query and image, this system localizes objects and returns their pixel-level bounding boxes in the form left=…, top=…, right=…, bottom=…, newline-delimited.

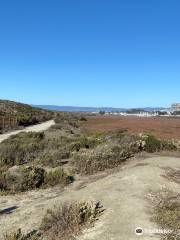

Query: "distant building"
left=171, top=103, right=180, bottom=112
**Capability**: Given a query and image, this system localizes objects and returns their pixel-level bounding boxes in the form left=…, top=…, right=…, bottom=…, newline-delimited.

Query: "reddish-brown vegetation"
left=82, top=116, right=180, bottom=139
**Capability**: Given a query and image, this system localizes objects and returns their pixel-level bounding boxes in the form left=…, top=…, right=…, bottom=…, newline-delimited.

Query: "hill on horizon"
left=33, top=104, right=165, bottom=113
left=0, top=100, right=54, bottom=131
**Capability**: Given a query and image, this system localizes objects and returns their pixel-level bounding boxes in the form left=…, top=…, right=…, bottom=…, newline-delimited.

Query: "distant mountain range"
left=33, top=105, right=166, bottom=113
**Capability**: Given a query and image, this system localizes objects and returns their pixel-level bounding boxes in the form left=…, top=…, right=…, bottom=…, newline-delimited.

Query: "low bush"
left=161, top=140, right=177, bottom=151
left=44, top=168, right=73, bottom=187
left=21, top=167, right=45, bottom=190
left=0, top=166, right=45, bottom=193
left=79, top=116, right=87, bottom=121
left=0, top=166, right=72, bottom=194
left=0, top=131, right=75, bottom=168
left=70, top=136, right=102, bottom=152
left=143, top=135, right=177, bottom=153
left=74, top=132, right=177, bottom=176
left=144, top=135, right=162, bottom=153
left=40, top=201, right=102, bottom=240
left=39, top=149, right=70, bottom=167
left=0, top=132, right=45, bottom=167
left=73, top=144, right=133, bottom=175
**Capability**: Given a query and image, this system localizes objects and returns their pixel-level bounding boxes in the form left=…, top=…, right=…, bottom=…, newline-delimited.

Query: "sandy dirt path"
left=0, top=156, right=180, bottom=239
left=0, top=120, right=55, bottom=143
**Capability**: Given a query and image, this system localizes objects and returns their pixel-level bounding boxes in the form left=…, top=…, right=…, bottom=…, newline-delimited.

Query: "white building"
left=171, top=103, right=180, bottom=112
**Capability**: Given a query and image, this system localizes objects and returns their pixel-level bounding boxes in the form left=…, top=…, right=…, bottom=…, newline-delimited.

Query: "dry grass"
left=162, top=167, right=180, bottom=184
left=4, top=229, right=39, bottom=240
left=148, top=189, right=180, bottom=240
left=40, top=201, right=103, bottom=240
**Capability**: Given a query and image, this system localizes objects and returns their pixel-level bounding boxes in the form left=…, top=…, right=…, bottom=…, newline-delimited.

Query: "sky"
left=0, top=0, right=180, bottom=108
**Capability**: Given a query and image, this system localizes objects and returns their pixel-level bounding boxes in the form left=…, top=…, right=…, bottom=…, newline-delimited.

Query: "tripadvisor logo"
left=135, top=227, right=143, bottom=236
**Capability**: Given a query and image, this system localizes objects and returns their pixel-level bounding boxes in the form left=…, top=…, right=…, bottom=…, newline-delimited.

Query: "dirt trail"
left=0, top=120, right=55, bottom=143
left=0, top=156, right=180, bottom=239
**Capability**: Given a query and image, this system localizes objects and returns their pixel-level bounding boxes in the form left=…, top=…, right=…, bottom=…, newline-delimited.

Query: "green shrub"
left=161, top=140, right=177, bottom=151
left=21, top=167, right=45, bottom=190
left=79, top=116, right=87, bottom=121
left=0, top=166, right=73, bottom=194
left=44, top=168, right=73, bottom=187
left=0, top=167, right=45, bottom=193
left=143, top=135, right=177, bottom=153
left=73, top=144, right=133, bottom=175
left=70, top=136, right=102, bottom=152
left=0, top=132, right=45, bottom=167
left=144, top=135, right=161, bottom=153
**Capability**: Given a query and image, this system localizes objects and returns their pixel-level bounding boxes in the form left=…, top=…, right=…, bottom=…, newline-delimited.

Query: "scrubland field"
left=83, top=115, right=180, bottom=139
left=0, top=105, right=180, bottom=240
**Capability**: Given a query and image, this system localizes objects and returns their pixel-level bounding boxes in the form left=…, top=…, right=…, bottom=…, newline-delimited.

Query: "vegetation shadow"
left=0, top=206, right=18, bottom=215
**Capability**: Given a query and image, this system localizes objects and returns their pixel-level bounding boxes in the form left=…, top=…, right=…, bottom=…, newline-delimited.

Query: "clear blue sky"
left=0, top=0, right=180, bottom=108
